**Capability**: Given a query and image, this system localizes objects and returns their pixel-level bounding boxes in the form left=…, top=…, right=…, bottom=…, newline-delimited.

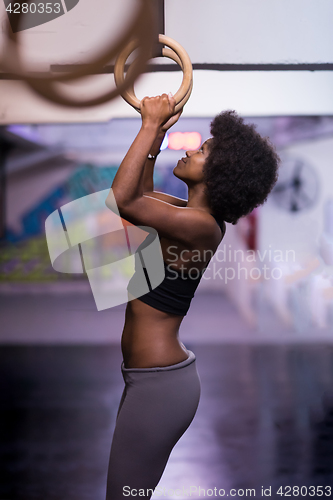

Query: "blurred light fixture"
left=168, top=132, right=201, bottom=151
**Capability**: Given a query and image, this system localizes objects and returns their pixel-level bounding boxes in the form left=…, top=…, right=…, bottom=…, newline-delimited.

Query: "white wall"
left=1, top=0, right=333, bottom=123
left=260, top=135, right=333, bottom=261
left=2, top=0, right=332, bottom=68
left=166, top=0, right=333, bottom=65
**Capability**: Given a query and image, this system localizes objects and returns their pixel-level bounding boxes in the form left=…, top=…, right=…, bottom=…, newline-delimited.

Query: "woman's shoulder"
left=212, top=216, right=226, bottom=237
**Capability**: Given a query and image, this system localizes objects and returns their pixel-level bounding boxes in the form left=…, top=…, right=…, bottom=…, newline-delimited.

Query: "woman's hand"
left=148, top=107, right=183, bottom=155
left=141, top=94, right=183, bottom=157
left=161, top=107, right=183, bottom=133
left=140, top=93, right=176, bottom=130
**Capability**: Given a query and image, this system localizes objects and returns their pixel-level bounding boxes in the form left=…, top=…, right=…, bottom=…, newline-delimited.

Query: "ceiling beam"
left=2, top=62, right=332, bottom=80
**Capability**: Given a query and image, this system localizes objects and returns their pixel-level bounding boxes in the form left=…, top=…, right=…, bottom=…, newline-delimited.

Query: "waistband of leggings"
left=121, top=349, right=196, bottom=373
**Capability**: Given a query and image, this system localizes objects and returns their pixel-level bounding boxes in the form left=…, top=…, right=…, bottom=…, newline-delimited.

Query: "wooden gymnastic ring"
left=121, top=46, right=193, bottom=113
left=0, top=0, right=156, bottom=108
left=162, top=48, right=193, bottom=110
left=114, top=34, right=193, bottom=113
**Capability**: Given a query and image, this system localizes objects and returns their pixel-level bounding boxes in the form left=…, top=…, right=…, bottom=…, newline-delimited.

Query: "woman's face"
left=173, top=139, right=212, bottom=184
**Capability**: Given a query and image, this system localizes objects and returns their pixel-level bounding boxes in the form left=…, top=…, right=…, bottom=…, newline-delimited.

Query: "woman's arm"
left=143, top=192, right=187, bottom=207
left=142, top=130, right=166, bottom=193
left=110, top=94, right=173, bottom=205
left=142, top=107, right=183, bottom=193
left=106, top=94, right=213, bottom=245
left=141, top=104, right=187, bottom=206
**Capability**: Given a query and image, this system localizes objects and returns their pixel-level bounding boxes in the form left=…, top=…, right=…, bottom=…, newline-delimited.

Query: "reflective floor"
left=2, top=341, right=333, bottom=499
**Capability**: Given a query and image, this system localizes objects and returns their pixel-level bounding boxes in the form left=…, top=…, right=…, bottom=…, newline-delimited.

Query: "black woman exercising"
left=105, top=93, right=279, bottom=499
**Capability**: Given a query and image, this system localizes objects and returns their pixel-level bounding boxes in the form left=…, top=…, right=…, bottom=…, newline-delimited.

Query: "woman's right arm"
left=144, top=191, right=187, bottom=207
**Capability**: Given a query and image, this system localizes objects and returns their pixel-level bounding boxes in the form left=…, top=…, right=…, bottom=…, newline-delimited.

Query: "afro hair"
left=204, top=110, right=280, bottom=224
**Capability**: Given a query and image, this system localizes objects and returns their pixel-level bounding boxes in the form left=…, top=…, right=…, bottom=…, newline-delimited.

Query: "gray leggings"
left=106, top=350, right=201, bottom=499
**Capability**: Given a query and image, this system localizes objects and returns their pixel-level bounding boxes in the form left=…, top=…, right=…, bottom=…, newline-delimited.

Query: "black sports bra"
left=128, top=216, right=226, bottom=316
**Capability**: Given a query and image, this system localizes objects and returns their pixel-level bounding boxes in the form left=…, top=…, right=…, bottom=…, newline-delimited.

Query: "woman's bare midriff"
left=121, top=298, right=188, bottom=369
left=120, top=234, right=222, bottom=369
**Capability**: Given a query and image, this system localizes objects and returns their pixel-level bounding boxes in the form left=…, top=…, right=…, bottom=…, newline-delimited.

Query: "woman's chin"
left=173, top=165, right=180, bottom=178
left=173, top=160, right=185, bottom=178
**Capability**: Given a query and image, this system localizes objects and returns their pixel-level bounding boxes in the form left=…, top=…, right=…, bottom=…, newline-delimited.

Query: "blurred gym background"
left=2, top=1, right=333, bottom=499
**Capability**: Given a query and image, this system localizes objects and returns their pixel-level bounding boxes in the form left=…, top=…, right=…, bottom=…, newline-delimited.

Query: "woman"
left=105, top=94, right=279, bottom=499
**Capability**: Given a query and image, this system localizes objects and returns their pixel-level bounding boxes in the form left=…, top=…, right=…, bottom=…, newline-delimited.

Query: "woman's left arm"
left=106, top=94, right=210, bottom=244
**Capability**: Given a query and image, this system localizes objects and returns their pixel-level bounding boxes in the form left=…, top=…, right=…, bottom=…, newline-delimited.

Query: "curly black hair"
left=204, top=110, right=280, bottom=225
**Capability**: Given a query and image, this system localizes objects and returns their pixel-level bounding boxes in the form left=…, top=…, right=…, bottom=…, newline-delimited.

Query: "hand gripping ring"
left=114, top=34, right=193, bottom=113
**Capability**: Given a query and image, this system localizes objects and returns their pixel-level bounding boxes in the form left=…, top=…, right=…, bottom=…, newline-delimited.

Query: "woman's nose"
left=186, top=146, right=201, bottom=157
